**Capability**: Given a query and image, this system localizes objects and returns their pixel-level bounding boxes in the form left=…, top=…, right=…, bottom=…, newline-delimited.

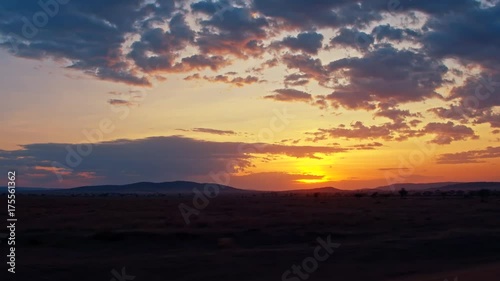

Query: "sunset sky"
left=1, top=0, right=499, bottom=190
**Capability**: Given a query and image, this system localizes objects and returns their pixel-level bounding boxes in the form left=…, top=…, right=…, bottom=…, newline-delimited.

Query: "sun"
left=295, top=178, right=329, bottom=184
left=293, top=156, right=333, bottom=184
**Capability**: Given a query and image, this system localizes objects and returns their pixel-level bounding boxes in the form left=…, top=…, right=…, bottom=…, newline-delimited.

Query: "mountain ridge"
left=2, top=181, right=500, bottom=194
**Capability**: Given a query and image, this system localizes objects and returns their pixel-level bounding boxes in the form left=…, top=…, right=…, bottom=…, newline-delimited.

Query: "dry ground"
left=1, top=193, right=500, bottom=281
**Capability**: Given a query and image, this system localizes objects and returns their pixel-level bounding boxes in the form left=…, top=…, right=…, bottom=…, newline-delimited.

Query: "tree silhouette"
left=398, top=188, right=408, bottom=198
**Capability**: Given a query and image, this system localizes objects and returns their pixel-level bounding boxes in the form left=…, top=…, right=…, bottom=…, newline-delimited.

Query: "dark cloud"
left=350, top=142, right=384, bottom=150
left=284, top=73, right=311, bottom=87
left=401, top=0, right=480, bottom=15
left=325, top=91, right=376, bottom=110
left=108, top=99, right=138, bottom=107
left=429, top=72, right=500, bottom=128
left=421, top=4, right=500, bottom=68
left=423, top=121, right=479, bottom=144
left=281, top=53, right=330, bottom=86
left=264, top=89, right=312, bottom=102
left=127, top=13, right=196, bottom=73
left=329, top=28, right=374, bottom=51
left=277, top=31, right=324, bottom=55
left=186, top=73, right=262, bottom=86
left=176, top=54, right=229, bottom=71
left=251, top=58, right=280, bottom=72
left=309, top=122, right=396, bottom=141
left=371, top=24, right=421, bottom=42
left=0, top=0, right=497, bottom=95
left=253, top=0, right=382, bottom=29
left=0, top=136, right=348, bottom=187
left=309, top=119, right=479, bottom=144
left=409, top=119, right=423, bottom=127
left=0, top=0, right=169, bottom=85
left=374, top=103, right=423, bottom=123
left=177, top=128, right=238, bottom=136
left=183, top=73, right=201, bottom=80
left=326, top=46, right=448, bottom=109
left=192, top=1, right=269, bottom=58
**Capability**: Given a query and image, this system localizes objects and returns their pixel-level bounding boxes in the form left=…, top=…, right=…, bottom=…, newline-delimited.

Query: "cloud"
left=0, top=136, right=348, bottom=187
left=329, top=28, right=374, bottom=51
left=309, top=122, right=396, bottom=141
left=308, top=119, right=480, bottom=144
left=184, top=73, right=201, bottom=81
left=252, top=0, right=382, bottom=29
left=284, top=73, right=311, bottom=87
left=350, top=142, right=384, bottom=150
left=107, top=99, right=138, bottom=107
left=374, top=103, right=423, bottom=123
left=277, top=31, right=324, bottom=55
left=281, top=54, right=330, bottom=86
left=127, top=13, right=196, bottom=73
left=0, top=0, right=497, bottom=94
left=429, top=72, right=500, bottom=128
left=372, top=24, right=421, bottom=42
left=0, top=0, right=168, bottom=85
left=192, top=2, right=269, bottom=58
left=264, top=89, right=312, bottom=102
left=251, top=58, right=279, bottom=72
left=421, top=3, right=500, bottom=68
left=423, top=121, right=479, bottom=144
left=437, top=146, right=500, bottom=164
left=185, top=73, right=263, bottom=87
left=178, top=128, right=238, bottom=136
left=326, top=45, right=448, bottom=109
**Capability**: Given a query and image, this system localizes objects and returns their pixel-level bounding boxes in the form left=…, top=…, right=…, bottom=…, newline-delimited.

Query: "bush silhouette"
left=398, top=188, right=408, bottom=198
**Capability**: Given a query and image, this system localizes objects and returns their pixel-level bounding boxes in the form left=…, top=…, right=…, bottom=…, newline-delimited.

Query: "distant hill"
left=55, top=181, right=244, bottom=194
left=374, top=182, right=500, bottom=192
left=281, top=187, right=345, bottom=193
left=426, top=182, right=500, bottom=191
left=64, top=183, right=347, bottom=194
left=2, top=181, right=499, bottom=195
left=373, top=182, right=458, bottom=191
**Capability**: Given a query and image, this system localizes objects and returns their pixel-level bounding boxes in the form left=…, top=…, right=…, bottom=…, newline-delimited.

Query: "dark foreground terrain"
left=2, top=193, right=500, bottom=281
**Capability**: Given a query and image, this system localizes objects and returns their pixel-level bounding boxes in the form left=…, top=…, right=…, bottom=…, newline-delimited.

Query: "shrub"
left=398, top=188, right=408, bottom=198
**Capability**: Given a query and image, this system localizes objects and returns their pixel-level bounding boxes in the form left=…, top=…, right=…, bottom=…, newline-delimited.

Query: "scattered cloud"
left=264, top=89, right=312, bottom=102
left=177, top=128, right=238, bottom=136
left=437, top=146, right=500, bottom=164
left=276, top=31, right=324, bottom=55
left=423, top=121, right=479, bottom=145
left=185, top=73, right=263, bottom=87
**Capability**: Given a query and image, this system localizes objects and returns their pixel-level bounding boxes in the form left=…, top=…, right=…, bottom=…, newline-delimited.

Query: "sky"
left=0, top=0, right=499, bottom=190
